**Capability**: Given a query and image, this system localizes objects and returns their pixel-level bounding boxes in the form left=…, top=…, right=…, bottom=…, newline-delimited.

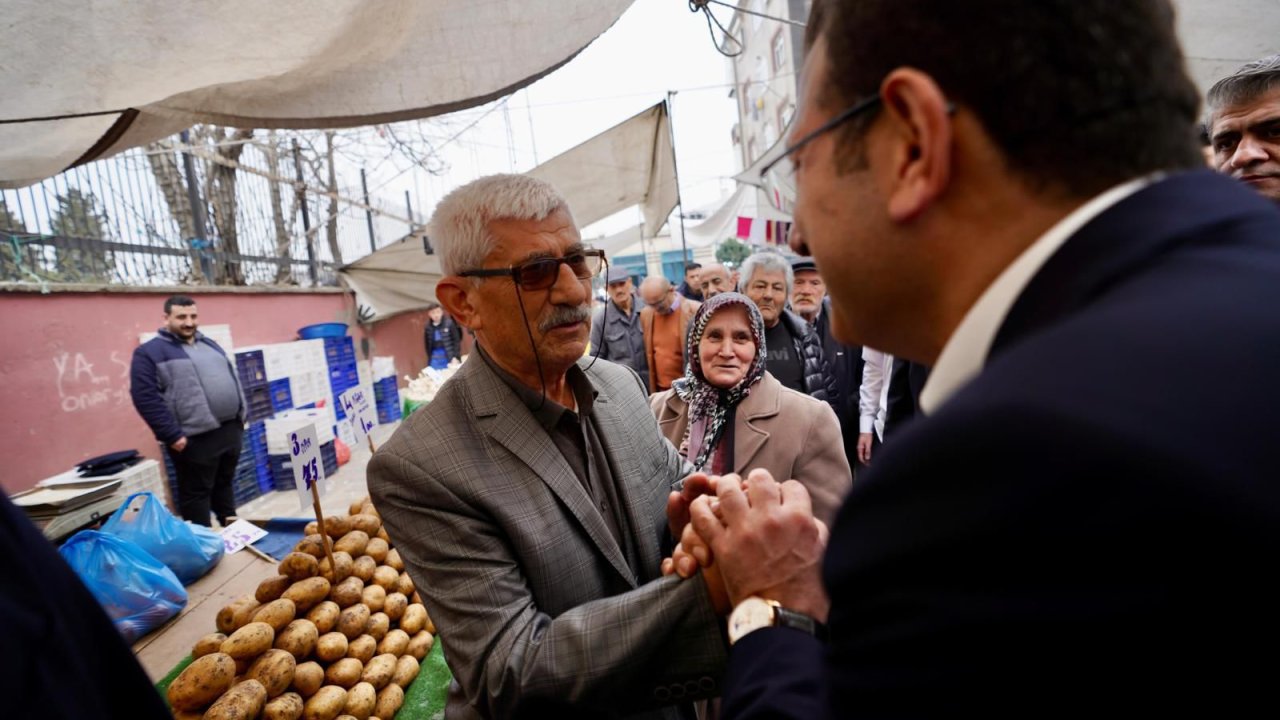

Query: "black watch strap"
left=775, top=606, right=830, bottom=642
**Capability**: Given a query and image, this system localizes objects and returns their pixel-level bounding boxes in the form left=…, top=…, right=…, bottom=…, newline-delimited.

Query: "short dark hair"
left=1206, top=54, right=1280, bottom=128
left=685, top=263, right=702, bottom=272
left=164, top=295, right=196, bottom=314
left=813, top=0, right=1203, bottom=198
left=424, top=301, right=441, bottom=312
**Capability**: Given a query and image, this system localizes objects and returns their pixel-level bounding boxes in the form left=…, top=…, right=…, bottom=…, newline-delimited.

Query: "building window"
left=771, top=30, right=786, bottom=73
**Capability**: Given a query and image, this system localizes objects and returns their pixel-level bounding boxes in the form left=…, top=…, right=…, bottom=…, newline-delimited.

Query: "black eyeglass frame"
left=759, top=94, right=883, bottom=180
left=458, top=248, right=606, bottom=290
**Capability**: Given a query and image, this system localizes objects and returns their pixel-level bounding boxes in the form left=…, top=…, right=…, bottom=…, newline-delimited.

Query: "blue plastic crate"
left=268, top=378, right=293, bottom=412
left=235, top=349, right=267, bottom=389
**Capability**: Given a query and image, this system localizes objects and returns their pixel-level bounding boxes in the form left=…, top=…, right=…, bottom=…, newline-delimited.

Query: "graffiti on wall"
left=53, top=350, right=130, bottom=413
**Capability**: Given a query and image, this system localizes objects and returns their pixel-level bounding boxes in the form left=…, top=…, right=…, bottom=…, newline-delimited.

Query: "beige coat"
left=649, top=372, right=853, bottom=526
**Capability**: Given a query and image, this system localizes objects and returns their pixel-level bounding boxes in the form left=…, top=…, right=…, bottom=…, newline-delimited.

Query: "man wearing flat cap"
left=590, top=266, right=650, bottom=388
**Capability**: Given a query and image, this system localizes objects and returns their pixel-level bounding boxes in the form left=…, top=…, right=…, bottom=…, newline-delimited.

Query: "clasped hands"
left=663, top=469, right=830, bottom=622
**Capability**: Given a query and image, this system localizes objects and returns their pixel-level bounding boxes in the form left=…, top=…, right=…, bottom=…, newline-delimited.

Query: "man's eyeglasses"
left=459, top=249, right=605, bottom=291
left=759, top=94, right=883, bottom=179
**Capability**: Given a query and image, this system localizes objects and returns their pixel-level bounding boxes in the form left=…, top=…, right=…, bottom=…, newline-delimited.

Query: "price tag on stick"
left=288, top=422, right=336, bottom=571
left=340, top=386, right=378, bottom=453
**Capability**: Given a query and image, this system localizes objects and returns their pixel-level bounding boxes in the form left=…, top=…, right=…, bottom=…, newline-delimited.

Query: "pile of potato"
left=167, top=498, right=436, bottom=720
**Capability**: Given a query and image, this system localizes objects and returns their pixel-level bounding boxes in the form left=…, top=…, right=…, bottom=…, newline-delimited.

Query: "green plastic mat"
left=155, top=640, right=451, bottom=719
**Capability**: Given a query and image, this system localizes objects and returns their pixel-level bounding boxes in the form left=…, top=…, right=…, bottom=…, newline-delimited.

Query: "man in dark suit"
left=670, top=0, right=1280, bottom=715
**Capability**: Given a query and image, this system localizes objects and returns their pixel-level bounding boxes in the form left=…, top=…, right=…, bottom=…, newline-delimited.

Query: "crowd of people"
left=2, top=1, right=1278, bottom=718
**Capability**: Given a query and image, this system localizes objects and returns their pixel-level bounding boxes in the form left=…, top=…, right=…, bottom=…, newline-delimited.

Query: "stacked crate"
left=235, top=348, right=273, bottom=423
left=372, top=356, right=402, bottom=425
left=263, top=407, right=339, bottom=492
left=324, top=336, right=359, bottom=420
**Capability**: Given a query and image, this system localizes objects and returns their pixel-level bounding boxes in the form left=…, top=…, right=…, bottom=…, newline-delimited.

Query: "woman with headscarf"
left=649, top=292, right=852, bottom=526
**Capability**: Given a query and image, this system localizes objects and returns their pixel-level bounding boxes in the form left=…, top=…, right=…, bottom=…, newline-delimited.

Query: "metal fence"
left=0, top=130, right=421, bottom=288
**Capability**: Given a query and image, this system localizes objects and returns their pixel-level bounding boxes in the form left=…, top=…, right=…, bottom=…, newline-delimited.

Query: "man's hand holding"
left=170, top=437, right=189, bottom=453
left=688, top=469, right=830, bottom=621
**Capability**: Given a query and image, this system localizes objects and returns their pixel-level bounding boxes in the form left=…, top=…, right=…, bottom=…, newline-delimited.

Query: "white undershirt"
left=918, top=176, right=1154, bottom=415
left=858, top=347, right=893, bottom=440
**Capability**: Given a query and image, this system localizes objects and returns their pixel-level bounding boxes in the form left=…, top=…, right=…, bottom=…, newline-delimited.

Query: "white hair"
left=738, top=250, right=794, bottom=296
left=428, top=174, right=572, bottom=275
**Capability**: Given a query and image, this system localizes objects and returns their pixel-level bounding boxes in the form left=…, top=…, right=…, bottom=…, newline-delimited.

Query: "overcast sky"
left=354, top=0, right=746, bottom=244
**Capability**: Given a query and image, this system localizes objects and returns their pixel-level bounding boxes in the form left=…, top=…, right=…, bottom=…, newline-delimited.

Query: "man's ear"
left=437, top=277, right=481, bottom=332
left=878, top=68, right=954, bottom=223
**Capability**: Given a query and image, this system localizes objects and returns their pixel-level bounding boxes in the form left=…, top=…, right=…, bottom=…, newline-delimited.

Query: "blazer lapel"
left=466, top=356, right=636, bottom=587
left=733, top=374, right=782, bottom=475
left=590, top=376, right=659, bottom=585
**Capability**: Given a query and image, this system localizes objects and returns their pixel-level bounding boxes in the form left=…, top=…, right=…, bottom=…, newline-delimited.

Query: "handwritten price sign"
left=288, top=422, right=327, bottom=511
left=339, top=387, right=376, bottom=445
left=220, top=519, right=268, bottom=555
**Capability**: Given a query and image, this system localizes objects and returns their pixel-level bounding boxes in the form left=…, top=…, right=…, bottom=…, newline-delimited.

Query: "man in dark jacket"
left=740, top=251, right=838, bottom=410
left=792, top=257, right=862, bottom=461
left=423, top=301, right=463, bottom=370
left=589, top=267, right=649, bottom=388
left=130, top=295, right=245, bottom=526
left=131, top=294, right=244, bottom=525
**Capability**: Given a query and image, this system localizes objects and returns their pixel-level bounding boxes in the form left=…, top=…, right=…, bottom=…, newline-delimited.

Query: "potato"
left=360, top=584, right=386, bottom=612
left=392, top=655, right=420, bottom=688
left=255, top=574, right=292, bottom=604
left=167, top=651, right=236, bottom=711
left=247, top=648, right=297, bottom=697
left=348, top=498, right=369, bottom=515
left=263, top=691, right=305, bottom=720
left=292, top=661, right=325, bottom=698
left=235, top=657, right=252, bottom=676
left=193, top=632, right=228, bottom=658
left=360, top=503, right=379, bottom=519
left=325, top=657, right=365, bottom=689
left=304, top=521, right=319, bottom=536
left=346, top=634, right=377, bottom=664
left=172, top=710, right=205, bottom=720
left=315, top=632, right=350, bottom=662
left=232, top=599, right=265, bottom=631
left=360, top=653, right=397, bottom=690
left=280, top=552, right=320, bottom=582
left=424, top=608, right=436, bottom=634
left=351, top=555, right=377, bottom=583
left=399, top=604, right=427, bottom=635
left=348, top=513, right=381, bottom=536
left=382, top=592, right=408, bottom=622
left=376, top=630, right=409, bottom=658
left=373, top=683, right=404, bottom=719
left=365, top=612, right=390, bottom=641
left=344, top=681, right=377, bottom=720
left=204, top=679, right=267, bottom=720
left=372, top=566, right=399, bottom=592
left=406, top=630, right=434, bottom=661
left=221, top=622, right=275, bottom=660
left=217, top=595, right=258, bottom=634
left=295, top=534, right=326, bottom=559
left=363, top=538, right=389, bottom=564
left=284, top=577, right=332, bottom=613
left=322, top=516, right=351, bottom=539
left=412, top=591, right=422, bottom=605
left=333, top=530, right=370, bottom=557
left=319, top=551, right=354, bottom=584
left=337, top=604, right=371, bottom=640
left=254, top=598, right=298, bottom=632
left=330, top=576, right=365, bottom=608
left=275, top=619, right=319, bottom=661
left=304, top=685, right=348, bottom=720
left=375, top=526, right=390, bottom=543
left=306, top=601, right=341, bottom=634
left=396, top=572, right=415, bottom=597
left=384, top=548, right=403, bottom=572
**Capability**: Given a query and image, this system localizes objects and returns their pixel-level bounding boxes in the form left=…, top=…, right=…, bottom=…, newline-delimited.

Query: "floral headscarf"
left=672, top=292, right=768, bottom=470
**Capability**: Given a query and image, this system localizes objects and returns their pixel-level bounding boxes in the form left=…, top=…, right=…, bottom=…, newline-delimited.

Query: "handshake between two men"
left=663, top=470, right=832, bottom=626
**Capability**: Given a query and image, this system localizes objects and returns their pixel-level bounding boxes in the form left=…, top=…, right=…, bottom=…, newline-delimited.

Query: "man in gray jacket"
left=589, top=266, right=649, bottom=388
left=130, top=295, right=245, bottom=526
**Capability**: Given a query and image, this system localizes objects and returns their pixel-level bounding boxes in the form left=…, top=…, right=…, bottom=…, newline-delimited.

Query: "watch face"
left=729, top=597, right=776, bottom=645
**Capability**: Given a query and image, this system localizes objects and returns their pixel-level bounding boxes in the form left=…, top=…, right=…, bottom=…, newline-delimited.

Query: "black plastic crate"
left=235, top=350, right=267, bottom=389
left=268, top=378, right=293, bottom=412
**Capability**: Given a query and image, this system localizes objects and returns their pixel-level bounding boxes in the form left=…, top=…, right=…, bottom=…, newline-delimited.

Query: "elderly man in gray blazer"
left=368, top=174, right=726, bottom=720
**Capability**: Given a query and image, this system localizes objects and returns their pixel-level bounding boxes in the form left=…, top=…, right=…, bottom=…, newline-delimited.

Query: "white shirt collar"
left=918, top=176, right=1154, bottom=414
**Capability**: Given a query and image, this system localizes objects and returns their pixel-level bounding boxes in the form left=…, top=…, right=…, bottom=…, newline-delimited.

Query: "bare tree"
left=262, top=131, right=296, bottom=283
left=323, top=131, right=344, bottom=267
left=199, top=126, right=255, bottom=284
left=144, top=139, right=206, bottom=283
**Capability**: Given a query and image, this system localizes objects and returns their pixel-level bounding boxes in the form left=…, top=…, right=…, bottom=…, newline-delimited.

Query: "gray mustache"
left=538, top=304, right=591, bottom=333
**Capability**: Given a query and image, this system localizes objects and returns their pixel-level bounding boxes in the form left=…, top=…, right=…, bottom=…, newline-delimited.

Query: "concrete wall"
left=0, top=288, right=440, bottom=495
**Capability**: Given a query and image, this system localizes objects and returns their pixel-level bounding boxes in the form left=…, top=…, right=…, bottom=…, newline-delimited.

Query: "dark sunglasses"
left=459, top=248, right=605, bottom=291
left=760, top=94, right=882, bottom=179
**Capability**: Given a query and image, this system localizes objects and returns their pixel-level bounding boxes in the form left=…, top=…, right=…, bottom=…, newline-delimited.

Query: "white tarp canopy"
left=339, top=101, right=679, bottom=322
left=0, top=0, right=634, bottom=187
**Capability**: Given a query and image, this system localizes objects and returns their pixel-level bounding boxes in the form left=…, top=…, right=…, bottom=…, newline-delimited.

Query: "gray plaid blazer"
left=369, top=354, right=727, bottom=720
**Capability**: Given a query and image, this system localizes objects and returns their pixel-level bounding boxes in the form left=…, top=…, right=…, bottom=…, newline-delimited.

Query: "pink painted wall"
left=0, top=289, right=432, bottom=495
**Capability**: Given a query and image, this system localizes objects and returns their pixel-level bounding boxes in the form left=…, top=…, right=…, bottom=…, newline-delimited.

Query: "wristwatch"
left=727, top=596, right=829, bottom=645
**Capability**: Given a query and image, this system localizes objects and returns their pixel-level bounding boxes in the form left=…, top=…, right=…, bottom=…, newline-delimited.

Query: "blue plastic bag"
left=58, top=530, right=187, bottom=643
left=101, top=492, right=224, bottom=584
